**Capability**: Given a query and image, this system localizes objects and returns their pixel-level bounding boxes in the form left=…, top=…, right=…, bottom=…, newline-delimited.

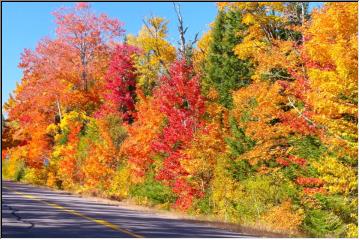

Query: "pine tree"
left=204, top=10, right=253, bottom=109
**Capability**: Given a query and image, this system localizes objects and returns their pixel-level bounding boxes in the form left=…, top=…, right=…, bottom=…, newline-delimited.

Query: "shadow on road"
left=2, top=181, right=252, bottom=238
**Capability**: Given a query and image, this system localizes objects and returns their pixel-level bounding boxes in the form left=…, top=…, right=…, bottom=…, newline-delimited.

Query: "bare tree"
left=173, top=2, right=199, bottom=59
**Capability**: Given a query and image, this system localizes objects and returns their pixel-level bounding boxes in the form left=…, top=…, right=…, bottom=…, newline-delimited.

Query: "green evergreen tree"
left=204, top=10, right=253, bottom=109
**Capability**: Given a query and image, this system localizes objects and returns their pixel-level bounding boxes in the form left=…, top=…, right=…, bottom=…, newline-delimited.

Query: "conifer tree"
left=204, top=10, right=253, bottom=109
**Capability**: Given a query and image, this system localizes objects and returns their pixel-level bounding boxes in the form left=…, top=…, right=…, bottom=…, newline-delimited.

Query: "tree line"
left=2, top=2, right=357, bottom=237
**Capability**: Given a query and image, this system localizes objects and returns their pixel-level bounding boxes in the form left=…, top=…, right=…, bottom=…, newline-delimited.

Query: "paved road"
left=2, top=180, right=253, bottom=238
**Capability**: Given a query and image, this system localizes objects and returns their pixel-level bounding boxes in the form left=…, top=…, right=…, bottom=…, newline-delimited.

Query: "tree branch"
left=173, top=2, right=186, bottom=56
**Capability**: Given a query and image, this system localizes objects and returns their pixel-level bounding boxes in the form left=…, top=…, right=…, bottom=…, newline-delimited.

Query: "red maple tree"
left=152, top=59, right=205, bottom=209
left=96, top=44, right=139, bottom=123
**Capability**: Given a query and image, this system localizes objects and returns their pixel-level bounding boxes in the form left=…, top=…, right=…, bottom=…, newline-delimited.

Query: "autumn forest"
left=1, top=2, right=358, bottom=237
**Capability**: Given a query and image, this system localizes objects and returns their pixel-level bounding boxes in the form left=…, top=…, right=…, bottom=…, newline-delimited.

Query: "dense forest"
left=2, top=2, right=358, bottom=237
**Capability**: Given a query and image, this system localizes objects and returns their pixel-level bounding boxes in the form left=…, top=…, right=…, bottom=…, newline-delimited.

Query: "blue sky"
left=2, top=2, right=324, bottom=109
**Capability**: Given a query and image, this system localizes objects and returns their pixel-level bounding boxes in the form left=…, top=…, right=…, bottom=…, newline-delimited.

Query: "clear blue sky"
left=2, top=2, right=324, bottom=109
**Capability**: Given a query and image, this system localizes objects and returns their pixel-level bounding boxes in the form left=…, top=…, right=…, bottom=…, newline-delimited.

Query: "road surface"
left=2, top=180, right=253, bottom=238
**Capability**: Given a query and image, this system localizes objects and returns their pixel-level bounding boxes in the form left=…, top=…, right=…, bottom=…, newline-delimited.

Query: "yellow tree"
left=47, top=111, right=85, bottom=189
left=302, top=4, right=358, bottom=237
left=219, top=2, right=315, bottom=136
left=304, top=3, right=358, bottom=161
left=230, top=82, right=291, bottom=166
left=181, top=121, right=226, bottom=200
left=210, top=3, right=323, bottom=234
left=127, top=17, right=176, bottom=95
left=193, top=28, right=212, bottom=76
left=219, top=2, right=309, bottom=84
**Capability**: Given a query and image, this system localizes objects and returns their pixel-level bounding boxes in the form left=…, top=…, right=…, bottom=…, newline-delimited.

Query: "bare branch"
left=192, top=32, right=199, bottom=46
left=173, top=2, right=186, bottom=56
left=287, top=96, right=315, bottom=125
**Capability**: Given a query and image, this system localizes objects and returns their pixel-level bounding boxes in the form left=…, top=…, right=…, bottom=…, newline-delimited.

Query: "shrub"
left=346, top=223, right=358, bottom=238
left=46, top=171, right=62, bottom=189
left=302, top=209, right=346, bottom=237
left=313, top=156, right=357, bottom=196
left=23, top=168, right=47, bottom=185
left=261, top=200, right=304, bottom=235
left=2, top=147, right=27, bottom=181
left=315, top=195, right=353, bottom=222
left=2, top=158, right=25, bottom=181
left=289, top=136, right=326, bottom=160
left=107, top=164, right=131, bottom=200
left=130, top=171, right=176, bottom=206
left=234, top=174, right=297, bottom=223
left=191, top=191, right=213, bottom=215
left=103, top=114, right=128, bottom=149
left=313, top=194, right=358, bottom=238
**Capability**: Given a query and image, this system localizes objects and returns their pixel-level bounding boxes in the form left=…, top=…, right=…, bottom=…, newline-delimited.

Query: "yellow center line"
left=3, top=186, right=143, bottom=238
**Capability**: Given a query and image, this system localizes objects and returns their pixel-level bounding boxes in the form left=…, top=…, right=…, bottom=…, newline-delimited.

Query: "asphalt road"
left=2, top=180, right=253, bottom=238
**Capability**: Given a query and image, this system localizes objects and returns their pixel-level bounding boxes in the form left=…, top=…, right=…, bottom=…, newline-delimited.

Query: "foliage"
left=191, top=191, right=213, bottom=215
left=128, top=17, right=176, bottom=96
left=22, top=168, right=47, bottom=185
left=302, top=209, right=346, bottom=237
left=49, top=111, right=88, bottom=189
left=313, top=156, right=357, bottom=196
left=203, top=9, right=253, bottom=108
left=230, top=82, right=290, bottom=166
left=120, top=93, right=164, bottom=180
left=261, top=200, right=304, bottom=234
left=2, top=3, right=357, bottom=238
left=108, top=164, right=131, bottom=200
left=193, top=29, right=212, bottom=75
left=130, top=170, right=176, bottom=207
left=315, top=194, right=357, bottom=226
left=81, top=141, right=117, bottom=192
left=152, top=59, right=205, bottom=210
left=101, top=114, right=128, bottom=150
left=288, top=135, right=326, bottom=160
left=304, top=3, right=358, bottom=162
left=96, top=44, right=139, bottom=123
left=221, top=2, right=309, bottom=83
left=182, top=122, right=225, bottom=197
left=2, top=147, right=27, bottom=181
left=53, top=2, right=123, bottom=93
